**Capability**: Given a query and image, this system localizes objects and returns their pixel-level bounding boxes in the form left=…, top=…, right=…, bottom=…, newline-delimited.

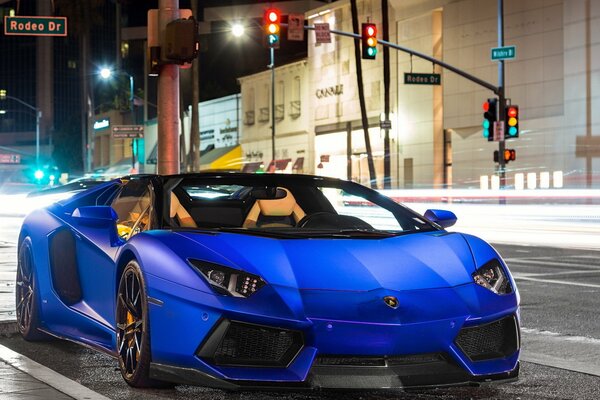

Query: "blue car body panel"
left=18, top=175, right=520, bottom=389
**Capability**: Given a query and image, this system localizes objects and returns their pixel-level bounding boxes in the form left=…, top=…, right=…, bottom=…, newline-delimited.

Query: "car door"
left=69, top=178, right=156, bottom=341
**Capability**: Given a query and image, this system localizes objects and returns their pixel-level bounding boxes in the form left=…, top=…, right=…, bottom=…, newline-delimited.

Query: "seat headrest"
left=258, top=188, right=297, bottom=217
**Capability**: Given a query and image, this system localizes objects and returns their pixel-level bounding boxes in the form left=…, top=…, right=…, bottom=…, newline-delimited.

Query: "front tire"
left=116, top=261, right=165, bottom=388
left=16, top=240, right=48, bottom=341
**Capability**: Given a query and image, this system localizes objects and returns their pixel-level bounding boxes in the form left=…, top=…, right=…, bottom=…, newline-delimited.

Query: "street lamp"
left=231, top=23, right=245, bottom=38
left=0, top=89, right=42, bottom=172
left=99, top=67, right=137, bottom=170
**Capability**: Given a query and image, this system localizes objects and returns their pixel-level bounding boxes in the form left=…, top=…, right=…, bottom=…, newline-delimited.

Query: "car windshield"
left=163, top=175, right=437, bottom=238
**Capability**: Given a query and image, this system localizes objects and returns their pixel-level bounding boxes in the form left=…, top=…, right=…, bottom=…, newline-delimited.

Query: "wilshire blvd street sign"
left=4, top=16, right=67, bottom=37
left=491, top=45, right=516, bottom=61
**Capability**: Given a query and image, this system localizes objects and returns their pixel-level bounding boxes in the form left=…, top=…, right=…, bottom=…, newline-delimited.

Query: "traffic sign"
left=4, top=16, right=67, bottom=37
left=0, top=154, right=20, bottom=164
left=404, top=73, right=441, bottom=85
left=493, top=121, right=505, bottom=141
left=112, top=125, right=144, bottom=139
left=288, top=14, right=305, bottom=41
left=491, top=45, right=516, bottom=60
left=314, top=23, right=331, bottom=44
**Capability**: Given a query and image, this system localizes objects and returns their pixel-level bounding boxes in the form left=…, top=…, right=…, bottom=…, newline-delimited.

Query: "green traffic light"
left=268, top=34, right=279, bottom=44
left=483, top=120, right=490, bottom=129
left=483, top=129, right=489, bottom=138
left=509, top=126, right=517, bottom=136
left=34, top=169, right=44, bottom=180
left=367, top=47, right=377, bottom=57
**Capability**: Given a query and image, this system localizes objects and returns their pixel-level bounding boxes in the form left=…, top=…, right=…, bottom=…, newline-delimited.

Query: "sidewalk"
left=0, top=242, right=67, bottom=400
left=0, top=241, right=17, bottom=328
left=0, top=358, right=73, bottom=399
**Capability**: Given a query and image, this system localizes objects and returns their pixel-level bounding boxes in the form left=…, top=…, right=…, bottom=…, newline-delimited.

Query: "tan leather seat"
left=170, top=192, right=197, bottom=227
left=243, top=188, right=305, bottom=228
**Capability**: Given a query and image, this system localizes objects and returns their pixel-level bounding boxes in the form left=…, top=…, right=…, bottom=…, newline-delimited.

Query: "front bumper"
left=148, top=358, right=520, bottom=390
left=145, top=275, right=520, bottom=390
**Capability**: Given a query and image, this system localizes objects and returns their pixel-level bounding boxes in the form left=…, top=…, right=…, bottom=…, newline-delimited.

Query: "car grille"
left=455, top=315, right=519, bottom=361
left=205, top=321, right=303, bottom=367
left=314, top=353, right=445, bottom=367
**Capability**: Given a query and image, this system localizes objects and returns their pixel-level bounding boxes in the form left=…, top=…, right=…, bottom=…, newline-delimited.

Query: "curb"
left=0, top=320, right=18, bottom=337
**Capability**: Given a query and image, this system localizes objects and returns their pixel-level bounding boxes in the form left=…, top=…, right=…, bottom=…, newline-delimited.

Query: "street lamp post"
left=230, top=22, right=276, bottom=164
left=0, top=90, right=42, bottom=169
left=99, top=68, right=137, bottom=170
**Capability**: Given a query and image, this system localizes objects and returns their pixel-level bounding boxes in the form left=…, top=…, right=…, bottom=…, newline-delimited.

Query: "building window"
left=289, top=76, right=301, bottom=118
left=275, top=80, right=284, bottom=121
left=258, top=84, right=270, bottom=123
left=244, top=87, right=255, bottom=125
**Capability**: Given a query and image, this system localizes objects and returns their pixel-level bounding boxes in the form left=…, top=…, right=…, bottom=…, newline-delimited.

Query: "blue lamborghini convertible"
left=17, top=173, right=520, bottom=389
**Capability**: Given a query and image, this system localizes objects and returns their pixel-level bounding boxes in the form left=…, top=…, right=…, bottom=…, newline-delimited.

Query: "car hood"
left=175, top=230, right=476, bottom=291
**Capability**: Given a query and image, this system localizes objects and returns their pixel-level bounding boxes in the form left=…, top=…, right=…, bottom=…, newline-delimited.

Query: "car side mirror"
left=72, top=206, right=118, bottom=228
left=424, top=209, right=457, bottom=229
left=72, top=206, right=122, bottom=246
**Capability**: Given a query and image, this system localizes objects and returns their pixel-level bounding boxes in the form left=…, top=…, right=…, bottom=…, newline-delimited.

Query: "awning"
left=200, top=145, right=242, bottom=171
left=241, top=161, right=264, bottom=173
left=292, top=157, right=304, bottom=172
left=266, top=158, right=292, bottom=173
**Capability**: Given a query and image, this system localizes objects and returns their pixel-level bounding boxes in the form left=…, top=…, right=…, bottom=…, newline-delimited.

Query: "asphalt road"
left=0, top=243, right=599, bottom=400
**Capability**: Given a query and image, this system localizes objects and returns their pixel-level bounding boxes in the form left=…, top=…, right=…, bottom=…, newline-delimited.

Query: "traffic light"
left=164, top=17, right=200, bottom=64
left=482, top=98, right=497, bottom=141
left=362, top=23, right=377, bottom=59
left=494, top=149, right=516, bottom=163
left=506, top=105, right=519, bottom=138
left=264, top=8, right=281, bottom=48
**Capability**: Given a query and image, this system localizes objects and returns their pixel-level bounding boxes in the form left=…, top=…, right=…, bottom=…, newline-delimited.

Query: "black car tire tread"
left=116, top=261, right=171, bottom=388
left=16, top=240, right=50, bottom=341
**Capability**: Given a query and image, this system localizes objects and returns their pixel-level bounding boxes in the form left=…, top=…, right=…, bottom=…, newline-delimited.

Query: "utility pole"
left=382, top=0, right=391, bottom=189
left=157, top=0, right=180, bottom=175
left=497, top=0, right=506, bottom=188
left=270, top=47, right=276, bottom=163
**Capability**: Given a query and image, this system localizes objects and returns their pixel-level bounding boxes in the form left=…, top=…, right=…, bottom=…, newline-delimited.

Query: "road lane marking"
left=513, top=275, right=600, bottom=288
left=516, top=270, right=600, bottom=277
left=0, top=343, right=111, bottom=400
left=521, top=327, right=600, bottom=377
left=522, top=327, right=600, bottom=345
left=507, top=259, right=600, bottom=269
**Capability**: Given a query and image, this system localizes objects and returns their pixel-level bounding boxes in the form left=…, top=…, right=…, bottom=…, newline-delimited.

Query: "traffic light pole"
left=270, top=47, right=276, bottom=164
left=157, top=0, right=180, bottom=175
left=497, top=0, right=506, bottom=188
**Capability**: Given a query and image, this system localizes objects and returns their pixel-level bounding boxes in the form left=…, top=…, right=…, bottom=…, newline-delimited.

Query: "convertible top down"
left=17, top=173, right=520, bottom=389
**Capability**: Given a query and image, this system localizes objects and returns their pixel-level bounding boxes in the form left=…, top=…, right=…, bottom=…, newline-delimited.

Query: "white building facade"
left=238, top=0, right=600, bottom=188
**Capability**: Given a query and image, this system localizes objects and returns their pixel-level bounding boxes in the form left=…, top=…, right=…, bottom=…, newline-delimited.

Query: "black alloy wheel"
left=116, top=261, right=165, bottom=387
left=16, top=240, right=47, bottom=341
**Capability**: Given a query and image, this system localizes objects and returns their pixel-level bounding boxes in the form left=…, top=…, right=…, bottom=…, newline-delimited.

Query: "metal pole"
left=35, top=110, right=40, bottom=168
left=129, top=74, right=136, bottom=170
left=270, top=46, right=275, bottom=163
left=157, top=0, right=180, bottom=175
left=498, top=0, right=506, bottom=188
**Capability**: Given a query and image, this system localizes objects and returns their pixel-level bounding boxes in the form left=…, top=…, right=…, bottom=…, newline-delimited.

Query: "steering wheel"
left=298, top=212, right=374, bottom=230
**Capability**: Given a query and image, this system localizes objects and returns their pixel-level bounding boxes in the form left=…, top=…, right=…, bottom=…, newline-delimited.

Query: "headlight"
left=190, top=260, right=266, bottom=298
left=472, top=259, right=512, bottom=294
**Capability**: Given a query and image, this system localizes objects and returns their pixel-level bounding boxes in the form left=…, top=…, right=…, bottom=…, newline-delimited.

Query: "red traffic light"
left=507, top=106, right=518, bottom=118
left=265, top=9, right=280, bottom=23
left=503, top=149, right=516, bottom=162
left=366, top=25, right=376, bottom=37
left=482, top=101, right=489, bottom=112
